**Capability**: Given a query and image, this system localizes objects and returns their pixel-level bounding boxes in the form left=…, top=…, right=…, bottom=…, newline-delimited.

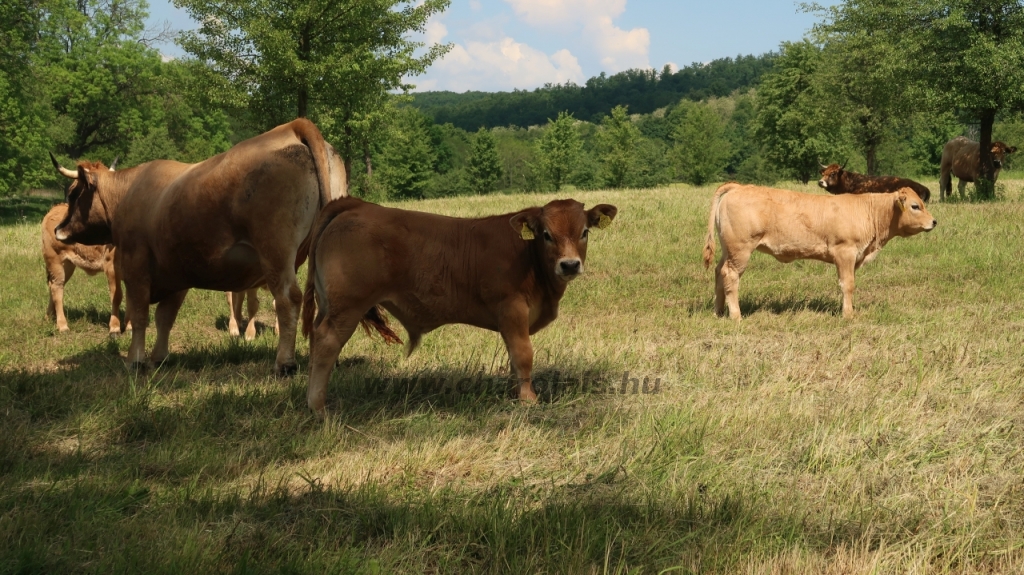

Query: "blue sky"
left=146, top=0, right=832, bottom=92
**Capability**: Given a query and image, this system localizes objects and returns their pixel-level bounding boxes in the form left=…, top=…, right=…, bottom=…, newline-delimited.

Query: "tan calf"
left=703, top=184, right=936, bottom=320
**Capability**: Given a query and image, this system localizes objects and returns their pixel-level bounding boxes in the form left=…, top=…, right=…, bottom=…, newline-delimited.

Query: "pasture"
left=2, top=181, right=1024, bottom=574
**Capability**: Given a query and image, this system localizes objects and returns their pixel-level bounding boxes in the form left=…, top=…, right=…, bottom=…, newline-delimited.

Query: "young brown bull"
left=703, top=184, right=935, bottom=320
left=818, top=163, right=932, bottom=202
left=939, top=136, right=1017, bottom=200
left=301, top=197, right=617, bottom=415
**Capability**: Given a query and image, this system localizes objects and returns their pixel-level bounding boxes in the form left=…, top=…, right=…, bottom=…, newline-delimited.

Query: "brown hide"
left=52, top=119, right=347, bottom=374
left=41, top=204, right=127, bottom=334
left=301, top=197, right=618, bottom=414
left=703, top=183, right=935, bottom=320
left=939, top=136, right=1017, bottom=199
left=818, top=164, right=932, bottom=202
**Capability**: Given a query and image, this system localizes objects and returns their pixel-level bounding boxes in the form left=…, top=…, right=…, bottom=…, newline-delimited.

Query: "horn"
left=49, top=152, right=78, bottom=179
left=109, top=156, right=119, bottom=171
left=840, top=158, right=848, bottom=170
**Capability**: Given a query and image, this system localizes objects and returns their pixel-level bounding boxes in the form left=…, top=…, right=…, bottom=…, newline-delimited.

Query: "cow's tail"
left=301, top=200, right=402, bottom=346
left=703, top=183, right=736, bottom=269
left=291, top=118, right=333, bottom=209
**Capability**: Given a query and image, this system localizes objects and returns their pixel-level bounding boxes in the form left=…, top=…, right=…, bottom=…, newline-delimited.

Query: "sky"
left=146, top=0, right=832, bottom=93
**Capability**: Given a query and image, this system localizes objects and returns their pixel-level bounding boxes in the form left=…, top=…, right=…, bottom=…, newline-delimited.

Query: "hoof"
left=128, top=360, right=150, bottom=371
left=58, top=326, right=70, bottom=334
left=277, top=362, right=298, bottom=377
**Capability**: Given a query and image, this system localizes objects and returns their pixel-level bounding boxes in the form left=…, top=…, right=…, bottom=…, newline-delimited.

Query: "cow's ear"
left=586, top=204, right=618, bottom=230
left=895, top=190, right=908, bottom=213
left=510, top=209, right=541, bottom=240
left=76, top=165, right=98, bottom=189
left=1010, top=146, right=1018, bottom=154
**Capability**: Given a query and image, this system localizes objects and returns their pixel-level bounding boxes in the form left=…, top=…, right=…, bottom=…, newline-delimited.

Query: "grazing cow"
left=818, top=163, right=932, bottom=202
left=939, top=136, right=1017, bottom=200
left=51, top=119, right=347, bottom=373
left=300, top=197, right=618, bottom=414
left=702, top=183, right=935, bottom=320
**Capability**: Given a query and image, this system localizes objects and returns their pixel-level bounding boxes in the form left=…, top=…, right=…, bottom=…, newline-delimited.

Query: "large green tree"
left=467, top=128, right=503, bottom=195
left=175, top=0, right=450, bottom=177
left=671, top=100, right=731, bottom=185
left=752, top=40, right=841, bottom=183
left=598, top=105, right=641, bottom=188
left=814, top=0, right=1024, bottom=198
left=538, top=111, right=583, bottom=191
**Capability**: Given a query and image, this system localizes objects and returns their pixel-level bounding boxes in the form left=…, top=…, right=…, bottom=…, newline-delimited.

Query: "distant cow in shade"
left=818, top=163, right=931, bottom=202
left=939, top=137, right=1017, bottom=200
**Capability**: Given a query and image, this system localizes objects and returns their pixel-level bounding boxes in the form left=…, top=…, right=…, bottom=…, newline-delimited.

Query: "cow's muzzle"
left=556, top=258, right=583, bottom=279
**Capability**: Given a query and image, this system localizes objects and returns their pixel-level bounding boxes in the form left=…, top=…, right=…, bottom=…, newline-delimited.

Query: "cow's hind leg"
left=245, top=288, right=260, bottom=341
left=151, top=290, right=188, bottom=365
left=714, top=257, right=727, bottom=316
left=266, top=269, right=303, bottom=376
left=48, top=260, right=75, bottom=333
left=722, top=249, right=751, bottom=321
left=308, top=309, right=364, bottom=415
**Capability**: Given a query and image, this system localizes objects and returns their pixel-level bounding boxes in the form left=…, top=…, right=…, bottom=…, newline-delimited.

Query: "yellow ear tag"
left=598, top=214, right=612, bottom=229
left=520, top=223, right=535, bottom=240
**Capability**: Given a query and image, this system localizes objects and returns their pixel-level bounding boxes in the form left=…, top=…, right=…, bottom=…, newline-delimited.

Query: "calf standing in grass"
left=301, top=197, right=617, bottom=414
left=818, top=163, right=932, bottom=202
left=703, top=183, right=935, bottom=320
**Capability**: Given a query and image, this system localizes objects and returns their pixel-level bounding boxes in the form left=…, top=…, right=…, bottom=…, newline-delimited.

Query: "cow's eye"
left=542, top=230, right=553, bottom=242
left=911, top=204, right=920, bottom=211
left=581, top=228, right=589, bottom=240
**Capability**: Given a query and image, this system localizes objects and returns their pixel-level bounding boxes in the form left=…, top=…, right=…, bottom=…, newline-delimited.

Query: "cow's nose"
left=932, top=219, right=937, bottom=227
left=560, top=259, right=581, bottom=275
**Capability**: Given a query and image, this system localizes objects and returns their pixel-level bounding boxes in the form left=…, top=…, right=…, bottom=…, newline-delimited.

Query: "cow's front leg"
left=499, top=306, right=536, bottom=402
left=245, top=288, right=260, bottom=341
left=47, top=260, right=75, bottom=333
left=835, top=256, right=857, bottom=319
left=105, top=261, right=123, bottom=335
left=227, top=291, right=243, bottom=337
left=151, top=290, right=189, bottom=364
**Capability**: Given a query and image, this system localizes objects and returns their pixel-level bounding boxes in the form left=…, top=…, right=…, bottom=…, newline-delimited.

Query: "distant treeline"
left=409, top=55, right=776, bottom=130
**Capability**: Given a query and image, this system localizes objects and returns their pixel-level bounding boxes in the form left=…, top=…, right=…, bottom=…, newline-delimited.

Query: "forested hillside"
left=409, top=55, right=775, bottom=130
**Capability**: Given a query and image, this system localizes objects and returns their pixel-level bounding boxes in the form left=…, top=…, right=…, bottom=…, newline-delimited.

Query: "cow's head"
left=510, top=199, right=618, bottom=282
left=49, top=153, right=116, bottom=245
left=818, top=163, right=844, bottom=193
left=991, top=141, right=1017, bottom=169
left=892, top=188, right=936, bottom=236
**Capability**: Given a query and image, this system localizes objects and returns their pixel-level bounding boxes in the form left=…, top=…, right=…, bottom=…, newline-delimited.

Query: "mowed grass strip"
left=2, top=182, right=1024, bottom=574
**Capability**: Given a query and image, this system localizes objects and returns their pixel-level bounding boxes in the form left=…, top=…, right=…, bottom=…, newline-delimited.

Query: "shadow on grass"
left=0, top=456, right=870, bottom=574
left=63, top=305, right=124, bottom=329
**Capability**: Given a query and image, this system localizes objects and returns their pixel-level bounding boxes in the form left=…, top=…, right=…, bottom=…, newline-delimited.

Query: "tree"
left=813, top=0, right=1024, bottom=198
left=752, top=40, right=842, bottom=184
left=538, top=111, right=583, bottom=191
left=175, top=0, right=451, bottom=177
left=376, top=107, right=436, bottom=200
left=598, top=105, right=641, bottom=188
left=671, top=101, right=732, bottom=185
left=467, top=128, right=503, bottom=195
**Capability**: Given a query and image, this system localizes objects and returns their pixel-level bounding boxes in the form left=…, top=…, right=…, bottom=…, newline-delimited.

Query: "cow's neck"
left=870, top=194, right=899, bottom=249
left=527, top=242, right=568, bottom=314
left=95, top=170, right=133, bottom=231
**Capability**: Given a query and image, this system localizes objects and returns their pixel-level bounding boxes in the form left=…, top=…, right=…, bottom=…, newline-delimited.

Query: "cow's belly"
left=381, top=292, right=499, bottom=335
left=756, top=239, right=831, bottom=264
left=152, top=241, right=265, bottom=295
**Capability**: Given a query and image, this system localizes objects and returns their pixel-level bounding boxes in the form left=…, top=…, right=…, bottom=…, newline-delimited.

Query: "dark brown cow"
left=818, top=163, right=932, bottom=202
left=300, top=197, right=618, bottom=414
left=51, top=119, right=346, bottom=373
left=939, top=136, right=1017, bottom=200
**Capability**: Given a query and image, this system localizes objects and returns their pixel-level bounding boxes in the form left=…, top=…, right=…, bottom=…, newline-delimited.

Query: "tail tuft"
left=360, top=306, right=402, bottom=345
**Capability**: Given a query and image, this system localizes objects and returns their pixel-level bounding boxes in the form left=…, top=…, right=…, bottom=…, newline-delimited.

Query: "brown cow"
left=226, top=289, right=278, bottom=341
left=703, top=183, right=935, bottom=320
left=300, top=197, right=618, bottom=414
left=939, top=136, right=1017, bottom=200
left=42, top=202, right=127, bottom=334
left=818, top=163, right=932, bottom=202
left=51, top=119, right=347, bottom=374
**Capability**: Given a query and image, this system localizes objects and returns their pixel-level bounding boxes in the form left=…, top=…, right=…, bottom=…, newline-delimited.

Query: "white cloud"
left=414, top=37, right=584, bottom=92
left=502, top=0, right=649, bottom=71
left=424, top=18, right=448, bottom=45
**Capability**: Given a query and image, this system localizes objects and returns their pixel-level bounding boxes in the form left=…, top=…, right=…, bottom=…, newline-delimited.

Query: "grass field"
left=2, top=180, right=1024, bottom=574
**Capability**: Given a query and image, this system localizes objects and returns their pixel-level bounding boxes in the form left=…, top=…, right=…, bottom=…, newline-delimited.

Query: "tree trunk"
left=977, top=108, right=996, bottom=200
left=865, top=145, right=878, bottom=177
left=364, top=145, right=372, bottom=180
